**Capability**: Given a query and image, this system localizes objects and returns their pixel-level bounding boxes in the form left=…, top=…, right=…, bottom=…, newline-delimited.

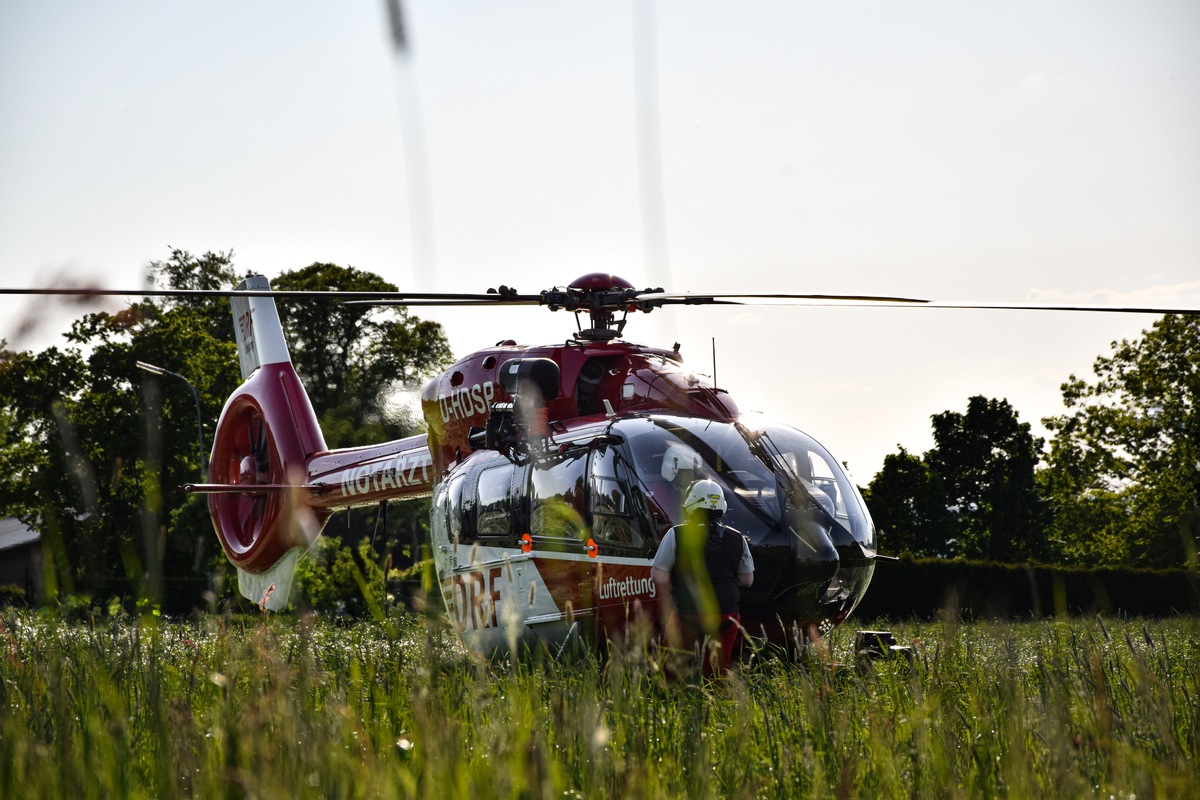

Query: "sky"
left=1, top=1, right=1198, bottom=483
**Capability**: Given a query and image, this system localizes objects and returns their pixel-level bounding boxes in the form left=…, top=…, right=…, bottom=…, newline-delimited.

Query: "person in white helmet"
left=650, top=478, right=754, bottom=674
left=641, top=442, right=704, bottom=534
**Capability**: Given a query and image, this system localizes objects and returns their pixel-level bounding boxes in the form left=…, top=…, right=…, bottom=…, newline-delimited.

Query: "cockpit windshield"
left=615, top=414, right=875, bottom=554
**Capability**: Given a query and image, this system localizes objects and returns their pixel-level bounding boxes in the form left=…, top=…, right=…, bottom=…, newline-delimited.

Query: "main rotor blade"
left=634, top=291, right=930, bottom=304
left=636, top=292, right=1200, bottom=315
left=0, top=286, right=544, bottom=303
left=922, top=300, right=1200, bottom=316
left=350, top=298, right=544, bottom=307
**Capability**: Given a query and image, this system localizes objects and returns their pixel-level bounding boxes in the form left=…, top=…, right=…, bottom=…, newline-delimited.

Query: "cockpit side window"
left=608, top=414, right=876, bottom=550
left=529, top=451, right=589, bottom=540
left=622, top=417, right=781, bottom=536
left=588, top=445, right=646, bottom=551
left=806, top=452, right=845, bottom=517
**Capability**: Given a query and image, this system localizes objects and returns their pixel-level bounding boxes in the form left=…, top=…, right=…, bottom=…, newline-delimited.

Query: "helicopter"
left=182, top=270, right=920, bottom=654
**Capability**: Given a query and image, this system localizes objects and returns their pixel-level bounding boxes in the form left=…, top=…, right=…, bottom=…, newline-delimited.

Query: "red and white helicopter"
left=190, top=272, right=917, bottom=653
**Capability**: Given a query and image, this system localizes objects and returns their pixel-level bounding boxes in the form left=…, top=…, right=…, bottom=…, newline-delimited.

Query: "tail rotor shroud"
left=208, top=356, right=329, bottom=576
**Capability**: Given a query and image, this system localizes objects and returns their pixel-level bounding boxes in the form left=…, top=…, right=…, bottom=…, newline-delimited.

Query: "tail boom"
left=206, top=274, right=439, bottom=611
left=306, top=435, right=436, bottom=509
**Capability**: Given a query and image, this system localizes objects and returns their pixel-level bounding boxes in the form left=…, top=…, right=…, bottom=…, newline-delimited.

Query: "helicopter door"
left=588, top=444, right=649, bottom=554
left=527, top=450, right=595, bottom=630
left=589, top=443, right=658, bottom=633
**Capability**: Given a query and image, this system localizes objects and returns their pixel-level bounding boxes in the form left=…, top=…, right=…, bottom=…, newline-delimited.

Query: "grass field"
left=1, top=607, right=1197, bottom=798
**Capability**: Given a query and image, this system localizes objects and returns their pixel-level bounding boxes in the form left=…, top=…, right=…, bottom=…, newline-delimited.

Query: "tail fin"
left=208, top=274, right=329, bottom=610
left=230, top=274, right=292, bottom=379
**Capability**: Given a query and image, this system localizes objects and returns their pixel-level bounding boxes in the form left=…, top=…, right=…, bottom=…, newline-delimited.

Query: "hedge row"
left=855, top=557, right=1200, bottom=621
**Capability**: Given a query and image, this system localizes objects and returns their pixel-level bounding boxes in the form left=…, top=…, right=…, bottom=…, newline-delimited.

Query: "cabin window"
left=432, top=487, right=450, bottom=546
left=446, top=472, right=466, bottom=543
left=476, top=462, right=516, bottom=537
left=529, top=451, right=588, bottom=540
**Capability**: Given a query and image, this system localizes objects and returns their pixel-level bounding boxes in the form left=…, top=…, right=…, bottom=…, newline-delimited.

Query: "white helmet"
left=682, top=479, right=727, bottom=515
left=661, top=442, right=703, bottom=481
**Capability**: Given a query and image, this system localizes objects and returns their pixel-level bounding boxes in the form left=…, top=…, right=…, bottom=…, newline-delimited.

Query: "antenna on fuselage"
left=712, top=337, right=717, bottom=388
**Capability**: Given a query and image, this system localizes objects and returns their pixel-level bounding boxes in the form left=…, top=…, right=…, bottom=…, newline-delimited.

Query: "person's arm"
left=650, top=529, right=676, bottom=614
left=651, top=566, right=673, bottom=606
left=650, top=531, right=680, bottom=643
left=736, top=536, right=754, bottom=587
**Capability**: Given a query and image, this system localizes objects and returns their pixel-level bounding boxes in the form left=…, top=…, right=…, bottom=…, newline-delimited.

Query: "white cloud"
left=1027, top=281, right=1200, bottom=308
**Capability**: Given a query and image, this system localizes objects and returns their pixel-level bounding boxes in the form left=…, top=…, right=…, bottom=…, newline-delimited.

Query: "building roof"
left=0, top=518, right=39, bottom=552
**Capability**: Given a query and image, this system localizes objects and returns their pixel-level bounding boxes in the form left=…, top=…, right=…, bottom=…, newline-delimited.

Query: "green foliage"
left=0, top=583, right=26, bottom=607
left=273, top=263, right=452, bottom=448
left=0, top=250, right=242, bottom=604
left=0, top=249, right=450, bottom=612
left=292, top=537, right=394, bottom=618
left=928, top=396, right=1046, bottom=561
left=870, top=317, right=1200, bottom=570
left=1, top=612, right=1197, bottom=797
left=1043, top=314, right=1200, bottom=568
left=856, top=556, right=1200, bottom=620
left=54, top=593, right=101, bottom=623
left=862, top=447, right=950, bottom=557
left=866, top=396, right=1045, bottom=562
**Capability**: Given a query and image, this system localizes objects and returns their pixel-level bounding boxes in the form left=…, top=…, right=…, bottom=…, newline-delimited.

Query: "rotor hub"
left=536, top=273, right=663, bottom=341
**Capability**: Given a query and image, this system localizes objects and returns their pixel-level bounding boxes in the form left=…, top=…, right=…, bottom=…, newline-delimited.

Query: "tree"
left=863, top=447, right=951, bottom=557
left=0, top=250, right=244, bottom=605
left=926, top=396, right=1046, bottom=562
left=865, top=396, right=1045, bottom=562
left=149, top=247, right=244, bottom=346
left=0, top=250, right=453, bottom=609
left=1043, top=314, right=1200, bottom=568
left=272, top=263, right=452, bottom=448
left=269, top=264, right=454, bottom=599
left=0, top=344, right=94, bottom=597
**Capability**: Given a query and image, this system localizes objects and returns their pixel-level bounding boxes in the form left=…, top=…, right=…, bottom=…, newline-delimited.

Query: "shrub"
left=292, top=538, right=389, bottom=617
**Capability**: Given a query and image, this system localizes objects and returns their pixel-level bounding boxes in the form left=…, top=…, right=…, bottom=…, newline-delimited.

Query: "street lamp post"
left=136, top=360, right=207, bottom=478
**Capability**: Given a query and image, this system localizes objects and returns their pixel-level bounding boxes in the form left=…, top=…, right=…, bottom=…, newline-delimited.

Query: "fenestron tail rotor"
left=210, top=399, right=280, bottom=561
left=234, top=413, right=272, bottom=533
